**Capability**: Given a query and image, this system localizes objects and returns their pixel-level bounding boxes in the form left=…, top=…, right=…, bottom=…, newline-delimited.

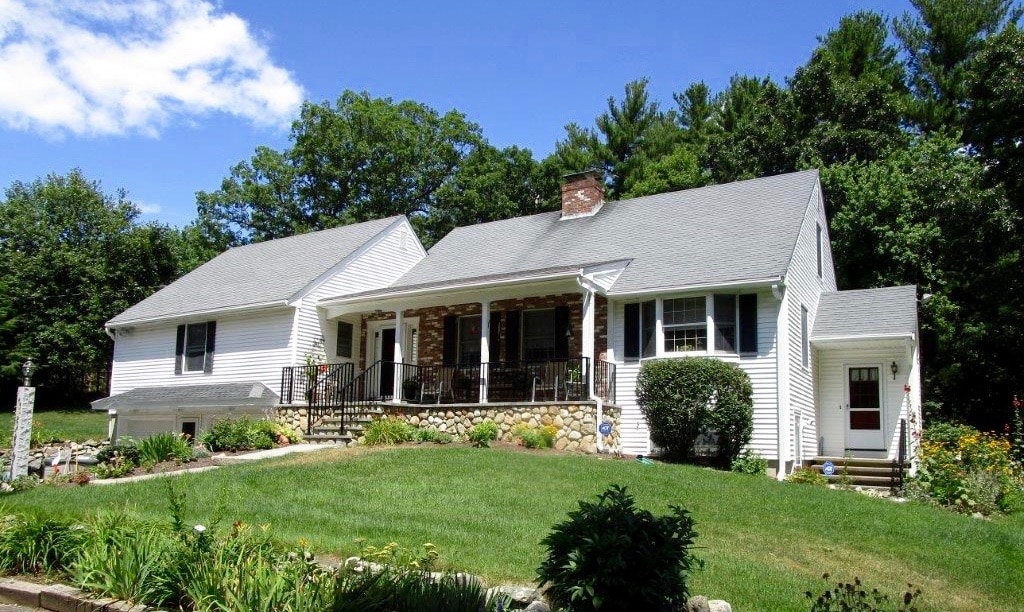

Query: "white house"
left=96, top=169, right=922, bottom=479
left=94, top=215, right=425, bottom=439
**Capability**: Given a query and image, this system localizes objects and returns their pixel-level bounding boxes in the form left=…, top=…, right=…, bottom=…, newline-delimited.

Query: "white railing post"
left=479, top=301, right=490, bottom=402
left=394, top=309, right=404, bottom=402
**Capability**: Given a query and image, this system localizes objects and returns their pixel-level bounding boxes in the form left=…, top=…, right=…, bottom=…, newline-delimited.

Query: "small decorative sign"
left=598, top=421, right=613, bottom=436
left=821, top=460, right=836, bottom=477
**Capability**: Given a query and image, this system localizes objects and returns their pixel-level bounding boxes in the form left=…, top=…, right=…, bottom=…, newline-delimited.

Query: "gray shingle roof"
left=384, top=170, right=820, bottom=296
left=90, top=381, right=279, bottom=411
left=812, top=286, right=918, bottom=340
left=108, top=216, right=403, bottom=325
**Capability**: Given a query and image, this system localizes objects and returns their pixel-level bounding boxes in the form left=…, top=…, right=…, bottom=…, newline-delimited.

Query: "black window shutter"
left=624, top=303, right=640, bottom=360
left=554, top=305, right=570, bottom=359
left=641, top=300, right=657, bottom=358
left=174, top=324, right=186, bottom=375
left=505, top=310, right=521, bottom=362
left=442, top=315, right=458, bottom=366
left=336, top=321, right=353, bottom=358
left=203, top=321, right=216, bottom=373
left=739, top=294, right=758, bottom=354
left=488, top=311, right=501, bottom=361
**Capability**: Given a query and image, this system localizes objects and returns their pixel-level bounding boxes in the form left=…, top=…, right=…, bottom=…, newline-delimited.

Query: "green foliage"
left=363, top=417, right=414, bottom=446
left=93, top=455, right=136, bottom=479
left=199, top=418, right=288, bottom=452
left=906, top=422, right=1022, bottom=515
left=0, top=513, right=84, bottom=574
left=412, top=427, right=453, bottom=445
left=467, top=420, right=499, bottom=448
left=6, top=475, right=39, bottom=493
left=537, top=484, right=699, bottom=612
left=138, top=433, right=194, bottom=465
left=0, top=170, right=183, bottom=398
left=635, top=357, right=754, bottom=464
left=512, top=424, right=558, bottom=449
left=805, top=573, right=922, bottom=612
left=97, top=438, right=140, bottom=465
left=787, top=467, right=829, bottom=486
left=730, top=452, right=769, bottom=476
left=1011, top=397, right=1024, bottom=465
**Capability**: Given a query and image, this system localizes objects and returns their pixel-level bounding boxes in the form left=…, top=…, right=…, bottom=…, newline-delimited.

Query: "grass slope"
left=0, top=409, right=107, bottom=444
left=4, top=445, right=1021, bottom=611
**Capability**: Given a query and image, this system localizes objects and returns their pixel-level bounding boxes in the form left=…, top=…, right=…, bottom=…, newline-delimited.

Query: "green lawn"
left=4, top=445, right=1021, bottom=611
left=0, top=408, right=108, bottom=444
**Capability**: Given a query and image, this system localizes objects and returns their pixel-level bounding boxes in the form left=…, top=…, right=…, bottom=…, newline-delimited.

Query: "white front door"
left=845, top=365, right=885, bottom=451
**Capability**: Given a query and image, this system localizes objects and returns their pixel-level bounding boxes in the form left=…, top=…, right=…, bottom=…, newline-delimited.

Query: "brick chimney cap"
left=562, top=169, right=603, bottom=182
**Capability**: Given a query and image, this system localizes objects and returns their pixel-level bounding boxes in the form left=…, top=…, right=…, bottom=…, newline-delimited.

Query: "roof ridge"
left=227, top=215, right=401, bottom=252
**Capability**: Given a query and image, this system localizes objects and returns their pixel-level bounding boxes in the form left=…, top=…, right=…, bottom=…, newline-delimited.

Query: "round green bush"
left=537, top=485, right=699, bottom=612
left=635, top=357, right=753, bottom=464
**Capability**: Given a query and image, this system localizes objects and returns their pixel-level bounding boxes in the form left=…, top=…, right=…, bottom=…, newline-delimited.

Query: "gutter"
left=606, top=276, right=783, bottom=298
left=106, top=299, right=292, bottom=330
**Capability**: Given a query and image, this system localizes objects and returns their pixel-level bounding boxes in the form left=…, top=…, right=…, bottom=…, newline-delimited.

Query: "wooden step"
left=809, top=465, right=896, bottom=477
left=811, top=456, right=899, bottom=468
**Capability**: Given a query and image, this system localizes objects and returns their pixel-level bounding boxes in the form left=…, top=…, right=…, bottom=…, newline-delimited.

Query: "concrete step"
left=305, top=432, right=355, bottom=444
left=809, top=465, right=898, bottom=477
left=811, top=456, right=900, bottom=468
left=823, top=474, right=894, bottom=486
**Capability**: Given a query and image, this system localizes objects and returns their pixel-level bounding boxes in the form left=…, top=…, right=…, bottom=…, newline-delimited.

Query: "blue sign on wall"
left=598, top=421, right=613, bottom=436
left=822, top=461, right=836, bottom=477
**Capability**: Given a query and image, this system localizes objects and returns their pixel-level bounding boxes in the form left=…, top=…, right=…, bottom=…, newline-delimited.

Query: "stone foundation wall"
left=274, top=406, right=309, bottom=437
left=382, top=401, right=620, bottom=454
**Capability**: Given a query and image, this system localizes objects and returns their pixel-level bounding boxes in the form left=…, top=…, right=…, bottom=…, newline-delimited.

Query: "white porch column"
left=581, top=287, right=596, bottom=397
left=479, top=301, right=490, bottom=402
left=393, top=309, right=404, bottom=401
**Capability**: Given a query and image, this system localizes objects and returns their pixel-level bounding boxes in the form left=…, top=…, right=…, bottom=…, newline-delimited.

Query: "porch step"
left=809, top=456, right=906, bottom=489
left=305, top=432, right=357, bottom=445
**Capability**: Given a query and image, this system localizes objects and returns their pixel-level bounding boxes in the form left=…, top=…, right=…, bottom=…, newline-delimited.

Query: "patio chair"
left=531, top=363, right=560, bottom=402
left=419, top=367, right=455, bottom=404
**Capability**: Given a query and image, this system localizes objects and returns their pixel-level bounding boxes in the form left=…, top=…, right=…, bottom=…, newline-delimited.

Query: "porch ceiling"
left=320, top=276, right=583, bottom=317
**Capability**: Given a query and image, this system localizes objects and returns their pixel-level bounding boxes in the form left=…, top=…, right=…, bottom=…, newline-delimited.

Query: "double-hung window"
left=663, top=297, right=707, bottom=352
left=175, top=321, right=216, bottom=374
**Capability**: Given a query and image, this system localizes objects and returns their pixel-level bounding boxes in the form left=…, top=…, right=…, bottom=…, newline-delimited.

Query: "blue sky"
left=0, top=1, right=912, bottom=227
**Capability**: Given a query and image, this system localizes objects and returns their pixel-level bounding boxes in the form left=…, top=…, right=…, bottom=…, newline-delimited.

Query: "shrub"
left=635, top=357, right=753, bottom=464
left=93, top=455, right=136, bottom=479
left=467, top=420, right=499, bottom=448
left=413, top=427, right=453, bottom=444
left=0, top=513, right=85, bottom=574
left=138, top=433, right=195, bottom=465
left=512, top=424, right=558, bottom=449
left=805, top=573, right=922, bottom=611
left=730, top=452, right=768, bottom=475
left=537, top=484, right=699, bottom=612
left=787, top=467, right=828, bottom=486
left=97, top=439, right=141, bottom=466
left=199, top=418, right=287, bottom=452
left=907, top=421, right=1022, bottom=515
left=363, top=417, right=414, bottom=446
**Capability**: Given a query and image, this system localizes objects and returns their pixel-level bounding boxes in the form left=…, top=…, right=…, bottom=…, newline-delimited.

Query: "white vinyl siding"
left=815, top=343, right=914, bottom=460
left=110, top=308, right=295, bottom=396
left=293, top=221, right=424, bottom=368
left=781, top=182, right=838, bottom=466
left=608, top=290, right=779, bottom=458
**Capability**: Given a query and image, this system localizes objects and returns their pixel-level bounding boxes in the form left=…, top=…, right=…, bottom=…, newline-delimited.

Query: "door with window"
left=845, top=366, right=884, bottom=450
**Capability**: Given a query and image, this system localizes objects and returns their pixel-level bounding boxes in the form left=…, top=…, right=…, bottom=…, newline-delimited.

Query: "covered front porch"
left=279, top=269, right=621, bottom=438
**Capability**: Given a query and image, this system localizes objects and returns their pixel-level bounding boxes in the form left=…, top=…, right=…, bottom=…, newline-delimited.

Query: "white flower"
left=194, top=524, right=206, bottom=533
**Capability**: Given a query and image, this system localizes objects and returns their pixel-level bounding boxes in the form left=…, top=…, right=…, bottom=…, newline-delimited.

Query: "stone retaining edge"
left=0, top=577, right=152, bottom=611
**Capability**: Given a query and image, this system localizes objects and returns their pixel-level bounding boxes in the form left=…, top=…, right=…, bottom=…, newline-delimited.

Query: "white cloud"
left=0, top=0, right=304, bottom=137
left=136, top=201, right=162, bottom=215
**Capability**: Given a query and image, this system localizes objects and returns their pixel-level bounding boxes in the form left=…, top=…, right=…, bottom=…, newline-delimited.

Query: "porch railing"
left=892, top=418, right=908, bottom=493
left=395, top=358, right=590, bottom=404
left=279, top=363, right=354, bottom=405
left=595, top=360, right=616, bottom=403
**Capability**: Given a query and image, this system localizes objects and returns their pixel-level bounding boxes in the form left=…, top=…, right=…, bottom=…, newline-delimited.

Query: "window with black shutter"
left=623, top=303, right=640, bottom=360
left=176, top=321, right=215, bottom=374
left=713, top=295, right=737, bottom=352
left=640, top=299, right=657, bottom=357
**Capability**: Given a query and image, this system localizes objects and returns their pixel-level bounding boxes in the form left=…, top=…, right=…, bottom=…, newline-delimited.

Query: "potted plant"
left=402, top=376, right=422, bottom=403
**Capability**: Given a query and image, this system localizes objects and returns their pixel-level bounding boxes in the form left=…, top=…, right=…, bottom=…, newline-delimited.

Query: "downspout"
left=773, top=280, right=789, bottom=480
left=577, top=278, right=606, bottom=453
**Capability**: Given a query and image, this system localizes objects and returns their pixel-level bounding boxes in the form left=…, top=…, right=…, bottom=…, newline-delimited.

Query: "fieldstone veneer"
left=382, top=401, right=620, bottom=454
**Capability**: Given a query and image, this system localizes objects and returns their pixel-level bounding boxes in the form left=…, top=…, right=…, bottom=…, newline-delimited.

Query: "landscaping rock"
left=76, top=454, right=99, bottom=465
left=686, top=595, right=711, bottom=612
left=488, top=585, right=538, bottom=605
left=709, top=600, right=732, bottom=612
left=523, top=602, right=551, bottom=612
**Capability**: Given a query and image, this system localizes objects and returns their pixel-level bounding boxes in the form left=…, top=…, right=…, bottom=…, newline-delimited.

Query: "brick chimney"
left=560, top=170, right=604, bottom=219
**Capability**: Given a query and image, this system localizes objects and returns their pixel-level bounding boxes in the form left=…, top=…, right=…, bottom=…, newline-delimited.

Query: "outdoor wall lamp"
left=21, top=358, right=34, bottom=387
left=890, top=360, right=898, bottom=380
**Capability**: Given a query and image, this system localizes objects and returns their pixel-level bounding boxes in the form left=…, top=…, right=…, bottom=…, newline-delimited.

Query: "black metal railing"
left=310, top=360, right=395, bottom=435
left=892, top=418, right=908, bottom=493
left=280, top=363, right=354, bottom=405
left=393, top=358, right=590, bottom=404
left=595, top=360, right=616, bottom=403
